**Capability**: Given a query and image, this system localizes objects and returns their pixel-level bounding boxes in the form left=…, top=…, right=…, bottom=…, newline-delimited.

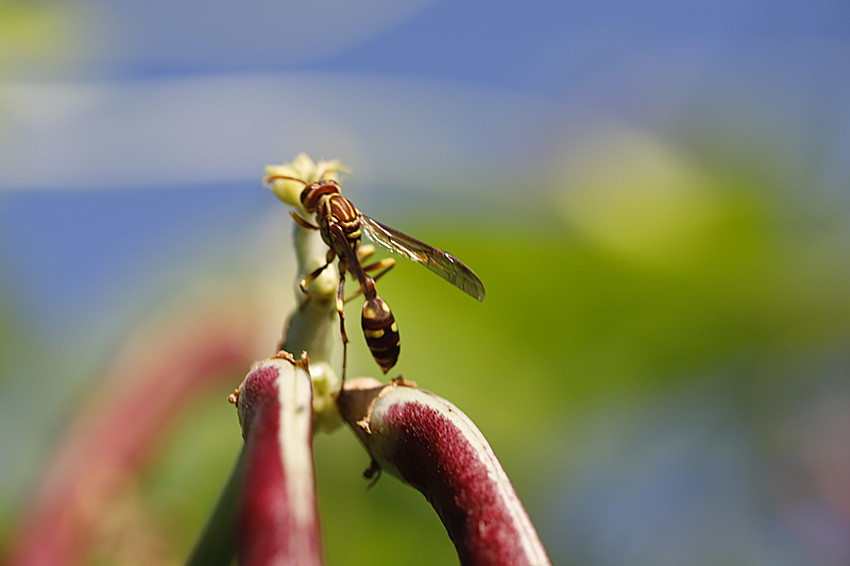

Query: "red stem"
left=338, top=378, right=551, bottom=566
left=235, top=353, right=323, bottom=566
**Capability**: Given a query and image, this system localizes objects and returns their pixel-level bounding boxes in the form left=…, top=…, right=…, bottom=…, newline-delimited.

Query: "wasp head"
left=300, top=180, right=341, bottom=213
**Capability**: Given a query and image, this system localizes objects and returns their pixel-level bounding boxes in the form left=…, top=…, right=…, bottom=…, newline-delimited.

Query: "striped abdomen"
left=361, top=296, right=400, bottom=373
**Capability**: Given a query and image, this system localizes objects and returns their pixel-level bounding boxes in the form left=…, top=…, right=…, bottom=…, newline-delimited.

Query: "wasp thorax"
left=361, top=296, right=400, bottom=373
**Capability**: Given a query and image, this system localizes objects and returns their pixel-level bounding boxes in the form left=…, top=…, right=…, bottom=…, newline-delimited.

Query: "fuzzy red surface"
left=382, top=401, right=535, bottom=566
left=236, top=361, right=322, bottom=566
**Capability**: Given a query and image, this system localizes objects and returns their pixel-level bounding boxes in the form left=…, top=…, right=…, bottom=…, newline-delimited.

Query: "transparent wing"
left=360, top=215, right=486, bottom=301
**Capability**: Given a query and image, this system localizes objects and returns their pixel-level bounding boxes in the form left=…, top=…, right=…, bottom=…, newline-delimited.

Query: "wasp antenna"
left=265, top=174, right=307, bottom=187
left=316, top=168, right=339, bottom=182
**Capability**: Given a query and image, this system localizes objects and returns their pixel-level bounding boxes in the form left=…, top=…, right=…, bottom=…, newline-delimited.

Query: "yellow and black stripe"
left=361, top=296, right=400, bottom=373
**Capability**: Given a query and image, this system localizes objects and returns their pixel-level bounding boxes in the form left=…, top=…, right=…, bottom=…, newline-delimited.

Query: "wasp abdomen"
left=361, top=296, right=400, bottom=373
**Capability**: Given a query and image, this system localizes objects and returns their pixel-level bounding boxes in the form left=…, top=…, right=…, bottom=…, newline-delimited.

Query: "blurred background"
left=2, top=0, right=850, bottom=564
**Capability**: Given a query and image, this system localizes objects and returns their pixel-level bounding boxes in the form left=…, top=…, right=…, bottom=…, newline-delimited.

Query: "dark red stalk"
left=234, top=352, right=324, bottom=566
left=338, top=378, right=552, bottom=566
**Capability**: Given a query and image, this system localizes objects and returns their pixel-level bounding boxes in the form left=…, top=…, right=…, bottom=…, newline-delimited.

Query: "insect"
left=266, top=173, right=485, bottom=379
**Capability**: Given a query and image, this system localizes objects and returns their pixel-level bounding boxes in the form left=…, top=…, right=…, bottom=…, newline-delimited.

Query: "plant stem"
left=338, top=377, right=552, bottom=566
left=185, top=448, right=245, bottom=566
left=234, top=353, right=323, bottom=566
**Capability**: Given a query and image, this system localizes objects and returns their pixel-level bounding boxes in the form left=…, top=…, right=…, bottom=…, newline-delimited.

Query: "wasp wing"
left=360, top=215, right=485, bottom=301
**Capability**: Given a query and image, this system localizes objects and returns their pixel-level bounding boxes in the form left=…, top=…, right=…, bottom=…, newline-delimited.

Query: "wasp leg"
left=298, top=249, right=336, bottom=309
left=354, top=244, right=397, bottom=281
left=364, top=257, right=396, bottom=282
left=336, top=261, right=350, bottom=384
left=344, top=257, right=396, bottom=303
left=290, top=210, right=319, bottom=230
left=357, top=244, right=376, bottom=262
left=291, top=209, right=325, bottom=308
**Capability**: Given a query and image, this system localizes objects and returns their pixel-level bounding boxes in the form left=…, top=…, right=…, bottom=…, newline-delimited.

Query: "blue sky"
left=2, top=0, right=849, bottom=337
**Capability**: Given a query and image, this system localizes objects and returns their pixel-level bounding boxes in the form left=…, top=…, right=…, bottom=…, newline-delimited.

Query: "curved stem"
left=338, top=378, right=552, bottom=566
left=234, top=353, right=324, bottom=566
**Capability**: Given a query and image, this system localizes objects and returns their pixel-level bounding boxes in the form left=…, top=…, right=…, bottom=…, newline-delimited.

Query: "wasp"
left=266, top=174, right=485, bottom=379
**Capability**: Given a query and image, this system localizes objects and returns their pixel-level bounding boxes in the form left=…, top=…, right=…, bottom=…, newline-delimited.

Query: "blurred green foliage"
left=5, top=131, right=850, bottom=565
left=307, top=135, right=850, bottom=564
left=0, top=0, right=83, bottom=74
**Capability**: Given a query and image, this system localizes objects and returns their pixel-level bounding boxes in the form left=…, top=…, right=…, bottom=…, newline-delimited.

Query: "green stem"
left=185, top=448, right=245, bottom=566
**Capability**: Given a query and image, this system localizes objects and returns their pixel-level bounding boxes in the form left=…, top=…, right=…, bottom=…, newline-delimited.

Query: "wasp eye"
left=300, top=183, right=324, bottom=211
left=300, top=184, right=314, bottom=205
